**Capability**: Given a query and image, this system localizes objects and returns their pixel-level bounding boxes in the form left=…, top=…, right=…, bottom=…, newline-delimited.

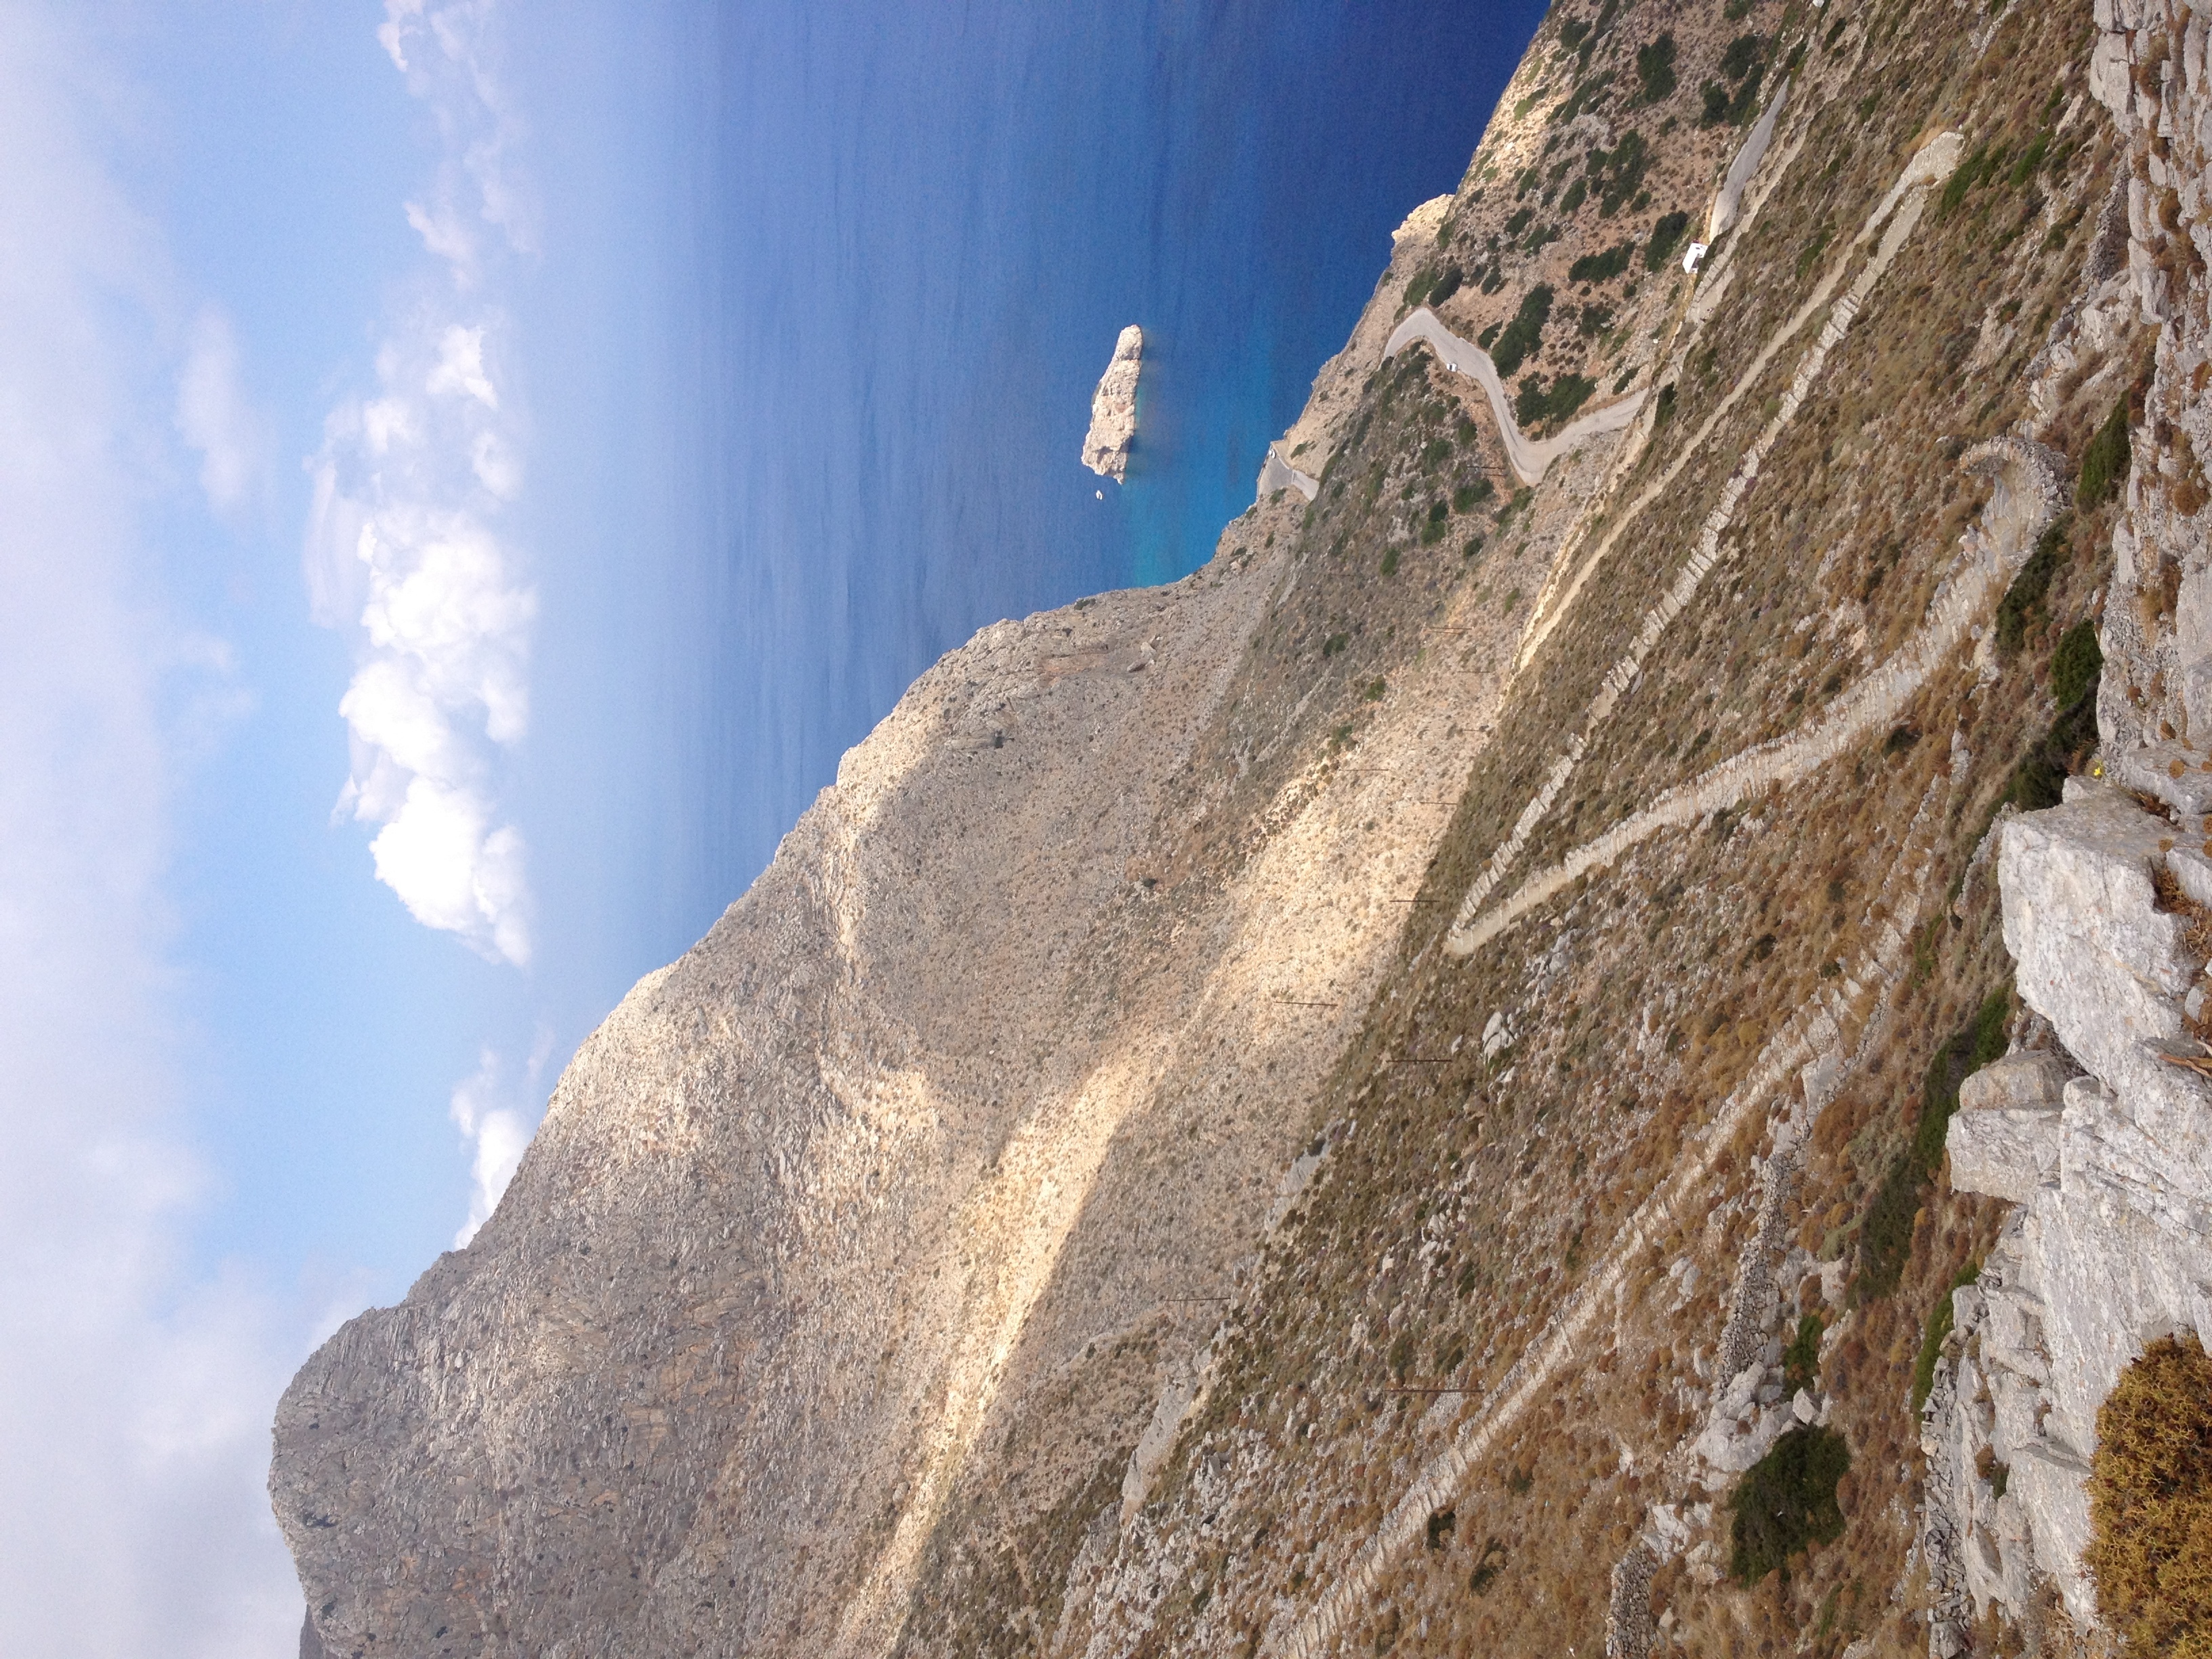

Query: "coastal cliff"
left=276, top=3, right=2212, bottom=1658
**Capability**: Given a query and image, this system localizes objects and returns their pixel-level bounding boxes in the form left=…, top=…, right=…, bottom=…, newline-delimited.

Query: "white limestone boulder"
left=1999, top=785, right=2198, bottom=1084
left=2110, top=737, right=2212, bottom=815
left=1957, top=1052, right=2074, bottom=1114
left=1947, top=1107, right=2062, bottom=1202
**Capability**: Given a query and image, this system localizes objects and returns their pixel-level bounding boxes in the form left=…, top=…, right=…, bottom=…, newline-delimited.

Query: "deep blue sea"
left=518, top=0, right=1549, bottom=991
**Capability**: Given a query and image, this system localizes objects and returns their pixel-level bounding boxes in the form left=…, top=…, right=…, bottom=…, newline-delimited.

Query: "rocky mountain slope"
left=275, top=3, right=2212, bottom=1657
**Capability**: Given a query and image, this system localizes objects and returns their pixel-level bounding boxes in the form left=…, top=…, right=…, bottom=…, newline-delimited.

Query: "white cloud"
left=376, top=0, right=426, bottom=73
left=403, top=197, right=476, bottom=270
left=377, top=0, right=539, bottom=277
left=0, top=8, right=302, bottom=1654
left=446, top=1045, right=539, bottom=1247
left=365, top=778, right=530, bottom=965
left=428, top=323, right=498, bottom=407
left=312, top=0, right=537, bottom=968
left=173, top=306, right=272, bottom=520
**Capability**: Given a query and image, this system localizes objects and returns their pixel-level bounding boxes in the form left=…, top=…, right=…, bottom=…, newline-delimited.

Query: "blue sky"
left=0, top=2, right=1540, bottom=1651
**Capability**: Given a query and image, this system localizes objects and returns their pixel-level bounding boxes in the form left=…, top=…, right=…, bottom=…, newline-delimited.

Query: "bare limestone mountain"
left=277, top=3, right=2212, bottom=1658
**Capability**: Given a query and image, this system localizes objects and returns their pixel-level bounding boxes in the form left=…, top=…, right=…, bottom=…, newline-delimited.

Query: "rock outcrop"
left=1929, top=773, right=2212, bottom=1645
left=1082, top=325, right=1143, bottom=482
left=1919, top=1, right=2212, bottom=1649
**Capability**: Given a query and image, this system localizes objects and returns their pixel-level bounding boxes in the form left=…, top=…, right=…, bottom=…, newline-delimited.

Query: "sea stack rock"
left=1082, top=324, right=1142, bottom=482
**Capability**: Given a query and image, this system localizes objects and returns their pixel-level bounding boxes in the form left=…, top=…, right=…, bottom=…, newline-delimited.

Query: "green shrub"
left=1727, top=64, right=1767, bottom=125
left=1940, top=142, right=1997, bottom=216
left=1912, top=990, right=2007, bottom=1172
left=2008, top=131, right=2051, bottom=187
left=1912, top=1263, right=1981, bottom=1414
left=1856, top=1155, right=1925, bottom=1302
left=1635, top=34, right=1677, bottom=102
left=1427, top=264, right=1464, bottom=307
left=1490, top=285, right=1555, bottom=377
left=1579, top=303, right=1613, bottom=337
left=1784, top=1313, right=1824, bottom=1396
left=1553, top=70, right=1616, bottom=129
left=1453, top=478, right=1494, bottom=512
left=1700, top=81, right=1731, bottom=125
left=1569, top=243, right=1635, bottom=285
left=1559, top=178, right=1589, bottom=214
left=1730, top=1427, right=1851, bottom=1582
left=1970, top=987, right=2011, bottom=1070
left=1469, top=1536, right=1508, bottom=1592
left=1574, top=0, right=1620, bottom=67
left=2004, top=684, right=2100, bottom=811
left=1721, top=33, right=1764, bottom=81
left=2085, top=1332, right=2212, bottom=1659
left=1515, top=373, right=1597, bottom=431
left=2051, top=620, right=2104, bottom=709
left=1593, top=131, right=1649, bottom=216
left=1378, top=550, right=1399, bottom=577
left=1858, top=996, right=2007, bottom=1300
left=1551, top=375, right=1595, bottom=422
left=1795, top=227, right=1831, bottom=281
left=1514, top=377, right=1547, bottom=429
left=1322, top=632, right=1349, bottom=657
left=1996, top=519, right=2068, bottom=655
left=2078, top=396, right=2133, bottom=506
left=1645, top=210, right=1692, bottom=269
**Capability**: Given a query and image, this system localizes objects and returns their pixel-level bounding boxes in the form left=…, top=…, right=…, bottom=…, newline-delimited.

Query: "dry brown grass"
left=2084, top=1333, right=2212, bottom=1659
left=996, top=7, right=2141, bottom=1659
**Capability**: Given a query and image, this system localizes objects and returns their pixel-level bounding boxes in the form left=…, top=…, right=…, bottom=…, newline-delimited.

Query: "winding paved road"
left=1381, top=309, right=1647, bottom=485
left=1437, top=136, right=1965, bottom=944
left=1520, top=131, right=1965, bottom=672
left=1258, top=447, right=1322, bottom=501
left=1259, top=135, right=2005, bottom=1659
